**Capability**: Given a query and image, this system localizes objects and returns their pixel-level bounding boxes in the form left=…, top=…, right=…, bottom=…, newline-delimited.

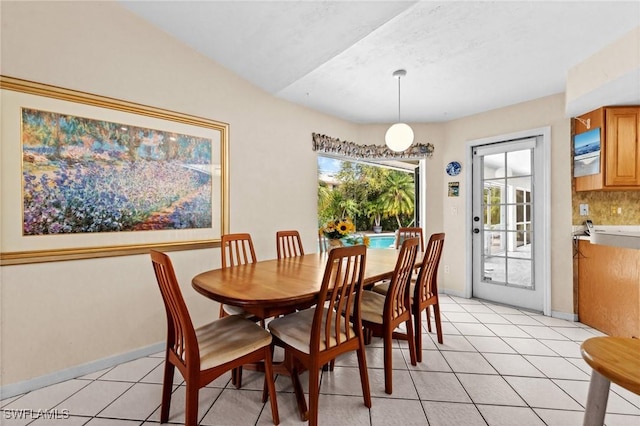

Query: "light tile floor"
left=2, top=295, right=639, bottom=425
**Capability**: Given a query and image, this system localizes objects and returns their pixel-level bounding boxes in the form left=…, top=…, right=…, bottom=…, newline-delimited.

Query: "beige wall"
left=566, top=26, right=640, bottom=116
left=0, top=0, right=361, bottom=387
left=442, top=95, right=574, bottom=314
left=0, top=1, right=575, bottom=389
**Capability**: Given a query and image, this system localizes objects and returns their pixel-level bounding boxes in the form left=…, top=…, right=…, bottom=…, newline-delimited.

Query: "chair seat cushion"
left=268, top=307, right=355, bottom=354
left=371, top=282, right=389, bottom=295
left=197, top=315, right=272, bottom=370
left=371, top=281, right=416, bottom=298
left=222, top=303, right=254, bottom=318
left=359, top=290, right=388, bottom=324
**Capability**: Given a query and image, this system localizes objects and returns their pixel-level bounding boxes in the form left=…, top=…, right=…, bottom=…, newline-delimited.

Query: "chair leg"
left=263, top=343, right=275, bottom=403
left=356, top=337, right=372, bottom=408
left=184, top=382, right=199, bottom=426
left=262, top=373, right=268, bottom=404
left=263, top=347, right=280, bottom=425
left=405, top=318, right=417, bottom=367
left=383, top=326, right=393, bottom=394
left=414, top=308, right=423, bottom=363
left=160, top=359, right=175, bottom=423
left=308, top=365, right=321, bottom=426
left=433, top=303, right=444, bottom=344
left=425, top=306, right=432, bottom=332
left=322, top=360, right=335, bottom=371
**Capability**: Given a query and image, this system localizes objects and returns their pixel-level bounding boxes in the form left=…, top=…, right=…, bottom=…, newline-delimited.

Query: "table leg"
left=290, top=367, right=309, bottom=421
left=241, top=351, right=310, bottom=421
left=280, top=350, right=308, bottom=421
left=583, top=370, right=611, bottom=426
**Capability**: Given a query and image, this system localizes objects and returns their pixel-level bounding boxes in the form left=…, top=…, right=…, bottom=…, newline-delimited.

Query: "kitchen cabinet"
left=574, top=106, right=640, bottom=191
left=577, top=239, right=639, bottom=337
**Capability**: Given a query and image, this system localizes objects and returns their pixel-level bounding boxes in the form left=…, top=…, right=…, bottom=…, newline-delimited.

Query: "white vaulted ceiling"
left=119, top=1, right=640, bottom=123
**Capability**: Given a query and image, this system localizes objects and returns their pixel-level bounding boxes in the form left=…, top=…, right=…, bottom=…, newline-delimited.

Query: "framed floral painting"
left=0, top=76, right=229, bottom=265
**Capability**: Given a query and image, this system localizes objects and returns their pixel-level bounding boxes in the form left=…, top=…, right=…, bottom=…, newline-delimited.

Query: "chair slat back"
left=396, top=227, right=424, bottom=252
left=318, top=229, right=329, bottom=253
left=311, top=245, right=367, bottom=353
left=414, top=233, right=445, bottom=302
left=276, top=230, right=305, bottom=259
left=221, top=233, right=257, bottom=268
left=385, top=237, right=420, bottom=320
left=150, top=250, right=198, bottom=368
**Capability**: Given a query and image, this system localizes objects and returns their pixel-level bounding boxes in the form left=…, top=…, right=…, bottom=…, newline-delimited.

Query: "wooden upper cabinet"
left=605, top=107, right=640, bottom=187
left=574, top=106, right=640, bottom=191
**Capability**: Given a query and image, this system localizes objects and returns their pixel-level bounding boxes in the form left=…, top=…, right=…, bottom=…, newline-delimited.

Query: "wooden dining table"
left=191, top=248, right=420, bottom=420
left=192, top=249, right=416, bottom=319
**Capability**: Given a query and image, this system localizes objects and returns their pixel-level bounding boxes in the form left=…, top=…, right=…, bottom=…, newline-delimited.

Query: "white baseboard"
left=551, top=310, right=579, bottom=322
left=0, top=342, right=165, bottom=400
left=442, top=289, right=466, bottom=298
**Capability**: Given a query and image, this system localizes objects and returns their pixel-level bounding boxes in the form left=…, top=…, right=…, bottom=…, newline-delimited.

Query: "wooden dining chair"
left=268, top=245, right=371, bottom=426
left=359, top=237, right=419, bottom=394
left=318, top=229, right=329, bottom=253
left=396, top=227, right=424, bottom=252
left=372, top=233, right=446, bottom=357
left=411, top=233, right=445, bottom=356
left=218, top=233, right=259, bottom=317
left=276, top=230, right=304, bottom=259
left=220, top=232, right=262, bottom=388
left=150, top=250, right=279, bottom=426
left=221, top=232, right=257, bottom=268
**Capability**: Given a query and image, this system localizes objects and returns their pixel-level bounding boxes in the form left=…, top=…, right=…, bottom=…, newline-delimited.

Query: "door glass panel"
left=506, top=203, right=519, bottom=231
left=484, top=153, right=505, bottom=179
left=483, top=230, right=505, bottom=256
left=507, top=149, right=531, bottom=177
left=483, top=255, right=505, bottom=283
left=479, top=147, right=534, bottom=290
left=507, top=259, right=532, bottom=287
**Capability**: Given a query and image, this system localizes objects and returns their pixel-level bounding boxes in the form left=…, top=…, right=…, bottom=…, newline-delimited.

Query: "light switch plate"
left=579, top=204, right=589, bottom=216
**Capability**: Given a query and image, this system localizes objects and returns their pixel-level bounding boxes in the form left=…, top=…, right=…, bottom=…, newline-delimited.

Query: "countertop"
left=574, top=225, right=640, bottom=250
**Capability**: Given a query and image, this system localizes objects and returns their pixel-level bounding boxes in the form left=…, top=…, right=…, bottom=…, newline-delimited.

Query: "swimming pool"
left=367, top=234, right=395, bottom=249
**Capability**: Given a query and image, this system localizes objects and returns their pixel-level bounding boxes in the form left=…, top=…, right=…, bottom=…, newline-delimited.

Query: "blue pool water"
left=367, top=234, right=395, bottom=249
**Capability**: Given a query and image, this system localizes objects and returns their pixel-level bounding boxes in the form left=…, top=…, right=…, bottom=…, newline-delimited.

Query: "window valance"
left=312, top=133, right=433, bottom=160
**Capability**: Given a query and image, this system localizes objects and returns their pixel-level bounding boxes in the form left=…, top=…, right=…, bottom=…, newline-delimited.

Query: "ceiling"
left=119, top=1, right=640, bottom=124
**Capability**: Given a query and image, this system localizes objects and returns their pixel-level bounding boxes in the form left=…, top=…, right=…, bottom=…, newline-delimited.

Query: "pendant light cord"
left=397, top=75, right=402, bottom=122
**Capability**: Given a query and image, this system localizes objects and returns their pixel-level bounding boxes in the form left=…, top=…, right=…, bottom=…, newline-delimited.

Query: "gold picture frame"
left=0, top=76, right=229, bottom=265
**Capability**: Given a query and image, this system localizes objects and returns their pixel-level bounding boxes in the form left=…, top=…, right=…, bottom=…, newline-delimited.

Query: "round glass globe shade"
left=385, top=123, right=414, bottom=152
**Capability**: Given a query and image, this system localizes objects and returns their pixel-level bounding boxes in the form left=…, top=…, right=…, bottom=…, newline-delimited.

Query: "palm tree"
left=339, top=198, right=359, bottom=220
left=318, top=183, right=341, bottom=224
left=365, top=199, right=386, bottom=231
left=380, top=173, right=415, bottom=228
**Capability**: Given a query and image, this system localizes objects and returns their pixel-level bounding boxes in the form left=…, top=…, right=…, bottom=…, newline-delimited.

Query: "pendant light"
left=385, top=69, right=414, bottom=152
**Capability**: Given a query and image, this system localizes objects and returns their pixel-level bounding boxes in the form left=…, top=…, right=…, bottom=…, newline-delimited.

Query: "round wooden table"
left=580, top=337, right=640, bottom=426
left=192, top=250, right=411, bottom=319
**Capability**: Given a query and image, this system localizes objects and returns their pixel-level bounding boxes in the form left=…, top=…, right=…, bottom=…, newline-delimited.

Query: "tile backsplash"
left=572, top=189, right=640, bottom=225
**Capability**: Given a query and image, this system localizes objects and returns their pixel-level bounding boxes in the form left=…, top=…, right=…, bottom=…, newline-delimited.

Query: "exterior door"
left=471, top=137, right=545, bottom=312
